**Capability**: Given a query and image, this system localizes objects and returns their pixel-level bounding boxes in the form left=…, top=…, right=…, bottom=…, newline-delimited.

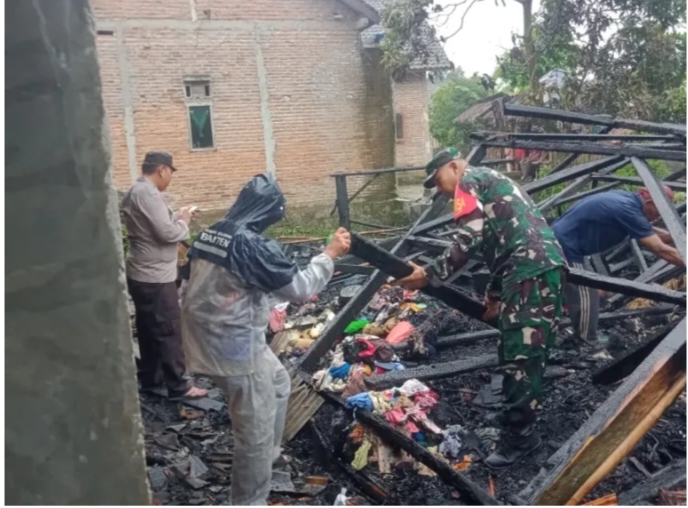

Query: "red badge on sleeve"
left=454, top=184, right=478, bottom=220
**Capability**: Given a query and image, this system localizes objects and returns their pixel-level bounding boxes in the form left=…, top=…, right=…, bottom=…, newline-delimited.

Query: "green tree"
left=429, top=70, right=490, bottom=152
left=381, top=0, right=539, bottom=89
left=497, top=0, right=686, bottom=120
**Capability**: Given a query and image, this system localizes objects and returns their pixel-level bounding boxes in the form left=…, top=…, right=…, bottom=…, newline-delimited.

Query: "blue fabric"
left=552, top=191, right=654, bottom=263
left=375, top=362, right=406, bottom=371
left=329, top=362, right=351, bottom=379
left=346, top=393, right=373, bottom=411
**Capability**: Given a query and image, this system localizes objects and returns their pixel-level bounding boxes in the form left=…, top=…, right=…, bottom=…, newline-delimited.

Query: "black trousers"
left=562, top=261, right=600, bottom=343
left=128, top=279, right=190, bottom=397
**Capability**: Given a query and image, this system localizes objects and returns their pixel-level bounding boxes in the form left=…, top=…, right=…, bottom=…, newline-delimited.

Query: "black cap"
left=142, top=151, right=177, bottom=172
left=423, top=147, right=460, bottom=189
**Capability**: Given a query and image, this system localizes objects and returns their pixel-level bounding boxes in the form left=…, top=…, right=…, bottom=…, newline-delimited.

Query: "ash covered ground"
left=138, top=243, right=686, bottom=505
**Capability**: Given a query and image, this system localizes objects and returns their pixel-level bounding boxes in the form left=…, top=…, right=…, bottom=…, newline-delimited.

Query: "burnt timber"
left=520, top=318, right=686, bottom=505
left=283, top=105, right=686, bottom=503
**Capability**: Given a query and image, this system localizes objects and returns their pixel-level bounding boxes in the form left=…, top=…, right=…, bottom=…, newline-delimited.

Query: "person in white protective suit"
left=180, top=173, right=350, bottom=505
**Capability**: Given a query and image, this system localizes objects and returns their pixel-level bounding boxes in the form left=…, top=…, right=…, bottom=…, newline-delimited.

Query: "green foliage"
left=380, top=0, right=436, bottom=79
left=495, top=0, right=686, bottom=122
left=428, top=70, right=490, bottom=152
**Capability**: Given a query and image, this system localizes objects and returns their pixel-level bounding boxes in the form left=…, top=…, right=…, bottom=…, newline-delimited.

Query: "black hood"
left=224, top=173, right=286, bottom=234
left=187, top=173, right=298, bottom=292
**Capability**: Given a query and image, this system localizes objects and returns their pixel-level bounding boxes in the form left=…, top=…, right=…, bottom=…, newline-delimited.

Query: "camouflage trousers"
left=497, top=268, right=564, bottom=428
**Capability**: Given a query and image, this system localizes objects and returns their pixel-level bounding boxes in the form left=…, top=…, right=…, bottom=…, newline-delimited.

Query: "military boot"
left=485, top=423, right=542, bottom=468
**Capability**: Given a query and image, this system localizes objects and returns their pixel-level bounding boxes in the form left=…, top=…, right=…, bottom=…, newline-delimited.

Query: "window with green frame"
left=188, top=105, right=214, bottom=149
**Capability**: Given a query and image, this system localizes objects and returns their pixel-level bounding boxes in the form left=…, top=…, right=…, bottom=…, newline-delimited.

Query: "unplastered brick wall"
left=392, top=71, right=435, bottom=186
left=92, top=0, right=396, bottom=213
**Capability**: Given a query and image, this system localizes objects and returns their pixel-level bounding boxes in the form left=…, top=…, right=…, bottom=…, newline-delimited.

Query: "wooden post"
left=519, top=318, right=686, bottom=505
left=334, top=174, right=350, bottom=230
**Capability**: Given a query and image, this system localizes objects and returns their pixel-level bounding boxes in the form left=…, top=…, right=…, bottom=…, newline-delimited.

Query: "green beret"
left=423, top=147, right=460, bottom=189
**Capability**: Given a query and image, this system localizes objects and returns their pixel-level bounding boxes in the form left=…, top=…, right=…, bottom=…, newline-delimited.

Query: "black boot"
left=485, top=424, right=542, bottom=468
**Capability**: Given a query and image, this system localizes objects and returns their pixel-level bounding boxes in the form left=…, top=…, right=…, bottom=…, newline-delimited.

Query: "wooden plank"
left=566, top=268, right=686, bottom=306
left=349, top=232, right=488, bottom=322
left=414, top=157, right=629, bottom=238
left=537, top=159, right=630, bottom=213
left=479, top=138, right=685, bottom=162
left=435, top=305, right=675, bottom=350
left=632, top=157, right=686, bottom=261
left=475, top=132, right=676, bottom=142
left=617, top=459, right=686, bottom=506
left=519, top=318, right=686, bottom=505
left=590, top=174, right=687, bottom=190
left=591, top=320, right=675, bottom=385
left=350, top=406, right=499, bottom=505
left=364, top=354, right=499, bottom=390
left=502, top=103, right=687, bottom=136
left=297, top=194, right=449, bottom=372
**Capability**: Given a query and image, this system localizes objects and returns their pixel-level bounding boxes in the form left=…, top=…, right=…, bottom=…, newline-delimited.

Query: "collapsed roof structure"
left=283, top=102, right=686, bottom=505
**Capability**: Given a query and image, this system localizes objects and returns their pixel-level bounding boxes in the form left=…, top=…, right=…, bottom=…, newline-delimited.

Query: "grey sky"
left=433, top=0, right=541, bottom=76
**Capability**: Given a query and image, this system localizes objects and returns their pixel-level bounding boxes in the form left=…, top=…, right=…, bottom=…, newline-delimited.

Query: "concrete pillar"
left=5, top=0, right=149, bottom=504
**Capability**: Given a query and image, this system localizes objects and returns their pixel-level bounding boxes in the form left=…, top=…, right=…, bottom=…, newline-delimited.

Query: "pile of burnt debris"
left=139, top=104, right=686, bottom=505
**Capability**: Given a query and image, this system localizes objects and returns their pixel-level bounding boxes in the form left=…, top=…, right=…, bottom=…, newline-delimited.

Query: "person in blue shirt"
left=552, top=187, right=684, bottom=345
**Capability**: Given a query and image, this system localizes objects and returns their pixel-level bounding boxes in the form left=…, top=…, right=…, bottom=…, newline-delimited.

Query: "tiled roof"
left=361, top=0, right=453, bottom=70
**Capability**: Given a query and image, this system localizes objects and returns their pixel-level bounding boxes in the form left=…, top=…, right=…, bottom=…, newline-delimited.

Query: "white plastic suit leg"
left=212, top=348, right=290, bottom=506
left=267, top=350, right=291, bottom=462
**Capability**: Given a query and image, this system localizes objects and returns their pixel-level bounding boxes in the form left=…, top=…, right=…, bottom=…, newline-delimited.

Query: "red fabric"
left=269, top=309, right=287, bottom=333
left=514, top=148, right=528, bottom=160
left=413, top=390, right=439, bottom=409
left=385, top=321, right=414, bottom=345
left=453, top=184, right=478, bottom=220
left=384, top=407, right=406, bottom=425
left=355, top=338, right=377, bottom=358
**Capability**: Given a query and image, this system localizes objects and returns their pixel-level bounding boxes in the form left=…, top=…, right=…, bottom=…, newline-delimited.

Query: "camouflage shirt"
left=427, top=167, right=566, bottom=295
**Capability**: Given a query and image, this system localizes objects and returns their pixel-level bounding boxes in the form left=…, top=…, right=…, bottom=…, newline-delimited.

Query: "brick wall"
left=392, top=71, right=434, bottom=185
left=92, top=0, right=396, bottom=213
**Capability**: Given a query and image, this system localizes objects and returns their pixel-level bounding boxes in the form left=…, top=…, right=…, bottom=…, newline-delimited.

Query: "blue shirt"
left=552, top=191, right=654, bottom=263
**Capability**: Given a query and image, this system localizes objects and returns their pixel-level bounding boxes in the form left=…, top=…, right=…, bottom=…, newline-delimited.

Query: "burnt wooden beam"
left=365, top=354, right=500, bottom=391
left=350, top=406, right=499, bottom=505
left=298, top=195, right=449, bottom=372
left=632, top=158, right=686, bottom=261
left=434, top=305, right=676, bottom=350
left=538, top=159, right=630, bottom=213
left=334, top=174, right=351, bottom=230
left=567, top=268, right=686, bottom=306
left=474, top=132, right=677, bottom=142
left=478, top=138, right=685, bottom=162
left=590, top=174, right=687, bottom=191
left=415, top=157, right=628, bottom=236
left=309, top=420, right=393, bottom=505
left=592, top=319, right=677, bottom=385
left=406, top=235, right=453, bottom=250
left=481, top=158, right=514, bottom=166
left=524, top=157, right=625, bottom=194
left=608, top=257, right=635, bottom=274
left=549, top=153, right=579, bottom=174
left=616, top=459, right=687, bottom=506
left=520, top=318, right=686, bottom=505
left=502, top=103, right=614, bottom=127
left=333, top=264, right=375, bottom=276
left=605, top=259, right=679, bottom=307
left=502, top=103, right=687, bottom=137
left=349, top=232, right=488, bottom=322
left=629, top=240, right=649, bottom=272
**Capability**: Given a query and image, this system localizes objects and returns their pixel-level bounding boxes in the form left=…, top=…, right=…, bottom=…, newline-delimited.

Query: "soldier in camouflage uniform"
left=395, top=147, right=566, bottom=468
